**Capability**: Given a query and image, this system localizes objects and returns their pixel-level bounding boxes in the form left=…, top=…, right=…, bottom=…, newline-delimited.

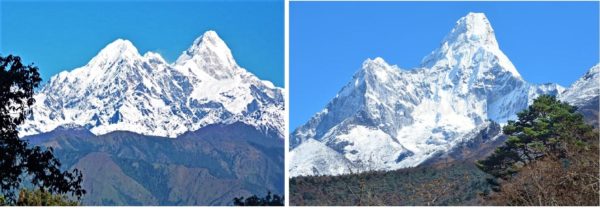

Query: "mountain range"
left=19, top=31, right=284, bottom=205
left=290, top=12, right=599, bottom=177
left=20, top=31, right=284, bottom=139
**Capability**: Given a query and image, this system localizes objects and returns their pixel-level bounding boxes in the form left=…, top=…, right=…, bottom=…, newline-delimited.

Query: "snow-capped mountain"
left=290, top=12, right=577, bottom=177
left=20, top=31, right=284, bottom=139
left=560, top=64, right=599, bottom=106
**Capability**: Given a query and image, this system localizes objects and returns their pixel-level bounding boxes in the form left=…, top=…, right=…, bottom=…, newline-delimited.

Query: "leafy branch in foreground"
left=0, top=54, right=85, bottom=205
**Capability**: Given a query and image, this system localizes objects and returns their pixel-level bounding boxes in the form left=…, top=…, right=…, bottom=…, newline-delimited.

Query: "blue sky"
left=290, top=1, right=599, bottom=130
left=0, top=0, right=284, bottom=87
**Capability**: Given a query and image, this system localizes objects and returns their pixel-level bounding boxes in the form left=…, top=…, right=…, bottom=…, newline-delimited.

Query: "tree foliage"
left=477, top=95, right=596, bottom=179
left=232, top=191, right=284, bottom=206
left=0, top=55, right=85, bottom=204
left=477, top=95, right=599, bottom=205
left=0, top=189, right=78, bottom=206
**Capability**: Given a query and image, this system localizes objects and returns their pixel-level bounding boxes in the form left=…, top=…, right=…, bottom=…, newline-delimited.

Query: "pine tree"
left=477, top=95, right=595, bottom=180
left=477, top=95, right=599, bottom=205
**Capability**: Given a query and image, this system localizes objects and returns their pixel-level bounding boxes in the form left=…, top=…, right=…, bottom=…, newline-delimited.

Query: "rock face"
left=24, top=122, right=284, bottom=206
left=560, top=64, right=600, bottom=127
left=20, top=31, right=284, bottom=139
left=290, top=12, right=595, bottom=177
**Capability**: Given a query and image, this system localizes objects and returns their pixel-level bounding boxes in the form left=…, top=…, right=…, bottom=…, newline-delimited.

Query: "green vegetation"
left=0, top=189, right=78, bottom=206
left=477, top=95, right=599, bottom=206
left=233, top=191, right=284, bottom=206
left=0, top=55, right=85, bottom=205
left=290, top=95, right=599, bottom=206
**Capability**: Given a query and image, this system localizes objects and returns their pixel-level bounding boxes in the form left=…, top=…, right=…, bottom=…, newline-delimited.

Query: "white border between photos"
left=285, top=0, right=291, bottom=207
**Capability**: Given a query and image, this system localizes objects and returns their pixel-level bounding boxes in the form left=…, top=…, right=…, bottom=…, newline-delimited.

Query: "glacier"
left=290, top=12, right=597, bottom=177
left=20, top=31, right=285, bottom=139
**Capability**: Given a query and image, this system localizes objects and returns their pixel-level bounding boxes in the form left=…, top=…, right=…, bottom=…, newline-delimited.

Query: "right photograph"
left=289, top=1, right=599, bottom=206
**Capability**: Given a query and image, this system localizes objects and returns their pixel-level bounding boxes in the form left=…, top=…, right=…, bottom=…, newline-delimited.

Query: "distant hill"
left=25, top=122, right=283, bottom=206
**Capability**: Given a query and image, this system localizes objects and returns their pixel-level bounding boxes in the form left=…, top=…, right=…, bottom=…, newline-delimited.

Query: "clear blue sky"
left=290, top=1, right=599, bottom=130
left=0, top=0, right=284, bottom=87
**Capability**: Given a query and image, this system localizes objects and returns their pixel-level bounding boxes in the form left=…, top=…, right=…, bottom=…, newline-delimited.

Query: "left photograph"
left=0, top=0, right=284, bottom=206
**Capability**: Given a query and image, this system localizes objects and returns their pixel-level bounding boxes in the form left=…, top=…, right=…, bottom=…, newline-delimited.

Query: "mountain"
left=20, top=31, right=284, bottom=139
left=561, top=64, right=599, bottom=106
left=560, top=64, right=600, bottom=126
left=420, top=121, right=506, bottom=167
left=24, top=122, right=283, bottom=206
left=290, top=12, right=595, bottom=177
left=18, top=31, right=284, bottom=205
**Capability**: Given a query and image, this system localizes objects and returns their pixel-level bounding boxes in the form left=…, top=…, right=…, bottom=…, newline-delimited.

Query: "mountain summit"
left=290, top=13, right=576, bottom=177
left=87, top=39, right=141, bottom=69
left=422, top=13, right=521, bottom=79
left=20, top=30, right=284, bottom=139
left=442, top=12, right=498, bottom=48
left=176, top=31, right=239, bottom=79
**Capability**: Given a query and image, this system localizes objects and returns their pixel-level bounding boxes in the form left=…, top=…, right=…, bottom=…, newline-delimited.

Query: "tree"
left=233, top=191, right=284, bottom=206
left=0, top=189, right=78, bottom=206
left=477, top=95, right=599, bottom=205
left=483, top=147, right=599, bottom=206
left=0, top=55, right=85, bottom=204
left=477, top=95, right=595, bottom=180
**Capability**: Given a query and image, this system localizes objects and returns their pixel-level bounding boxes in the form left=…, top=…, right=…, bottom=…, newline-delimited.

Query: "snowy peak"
left=561, top=64, right=600, bottom=106
left=143, top=51, right=166, bottom=64
left=362, top=57, right=388, bottom=68
left=290, top=12, right=578, bottom=177
left=355, top=57, right=399, bottom=82
left=88, top=39, right=141, bottom=68
left=197, top=30, right=226, bottom=46
left=101, top=39, right=139, bottom=55
left=443, top=12, right=498, bottom=48
left=187, top=31, right=231, bottom=56
left=360, top=57, right=392, bottom=74
left=421, top=12, right=521, bottom=79
left=20, top=30, right=284, bottom=140
left=175, top=30, right=238, bottom=79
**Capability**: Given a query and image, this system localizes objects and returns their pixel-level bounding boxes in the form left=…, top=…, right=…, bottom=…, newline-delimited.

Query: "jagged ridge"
left=20, top=31, right=285, bottom=139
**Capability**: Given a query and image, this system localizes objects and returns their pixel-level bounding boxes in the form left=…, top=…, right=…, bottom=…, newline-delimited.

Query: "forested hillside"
left=290, top=163, right=490, bottom=206
left=290, top=95, right=599, bottom=206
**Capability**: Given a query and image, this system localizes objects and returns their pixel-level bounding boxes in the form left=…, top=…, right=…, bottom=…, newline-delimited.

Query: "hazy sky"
left=290, top=1, right=599, bottom=130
